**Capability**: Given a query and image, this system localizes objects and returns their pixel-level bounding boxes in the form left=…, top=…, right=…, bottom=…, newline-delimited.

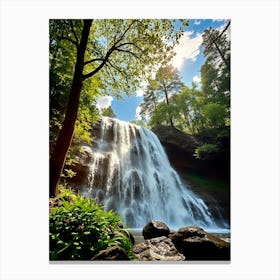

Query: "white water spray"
left=83, top=117, right=226, bottom=230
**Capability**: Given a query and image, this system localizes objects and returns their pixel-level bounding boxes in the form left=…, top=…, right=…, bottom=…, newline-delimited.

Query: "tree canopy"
left=136, top=21, right=230, bottom=173
left=138, top=21, right=231, bottom=134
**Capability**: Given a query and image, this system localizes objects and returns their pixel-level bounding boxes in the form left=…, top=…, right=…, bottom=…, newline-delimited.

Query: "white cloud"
left=192, top=75, right=201, bottom=83
left=171, top=31, right=203, bottom=70
left=96, top=96, right=113, bottom=109
left=136, top=80, right=149, bottom=97
left=212, top=19, right=227, bottom=23
left=136, top=88, right=144, bottom=97
left=194, top=20, right=201, bottom=25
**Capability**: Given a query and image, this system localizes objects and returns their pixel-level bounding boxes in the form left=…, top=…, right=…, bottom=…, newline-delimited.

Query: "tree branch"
left=106, top=59, right=125, bottom=75
left=82, top=49, right=113, bottom=80
left=115, top=47, right=140, bottom=60
left=70, top=20, right=79, bottom=45
left=189, top=20, right=231, bottom=57
left=105, top=62, right=118, bottom=85
left=84, top=58, right=104, bottom=66
left=59, top=36, right=78, bottom=46
left=116, top=41, right=144, bottom=54
left=82, top=20, right=139, bottom=81
left=216, top=20, right=231, bottom=40
left=206, top=20, right=231, bottom=49
left=114, top=20, right=137, bottom=47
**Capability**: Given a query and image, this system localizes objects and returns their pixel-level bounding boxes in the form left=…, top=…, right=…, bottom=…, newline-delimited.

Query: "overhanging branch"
left=206, top=20, right=231, bottom=49
left=115, top=47, right=140, bottom=60
left=59, top=36, right=78, bottom=46
left=116, top=41, right=144, bottom=53
left=114, top=20, right=137, bottom=47
left=82, top=48, right=113, bottom=80
left=84, top=58, right=104, bottom=66
left=106, top=59, right=125, bottom=75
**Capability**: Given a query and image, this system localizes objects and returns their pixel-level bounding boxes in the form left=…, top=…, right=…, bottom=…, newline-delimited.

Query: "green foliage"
left=201, top=25, right=230, bottom=109
left=101, top=106, right=116, bottom=118
left=49, top=20, right=101, bottom=182
left=139, top=22, right=231, bottom=137
left=83, top=19, right=189, bottom=98
left=49, top=187, right=135, bottom=260
left=139, top=65, right=184, bottom=126
left=149, top=102, right=176, bottom=127
left=183, top=172, right=229, bottom=190
left=194, top=143, right=219, bottom=161
left=155, top=65, right=185, bottom=96
left=170, top=86, right=205, bottom=133
left=202, top=103, right=226, bottom=128
left=130, top=119, right=148, bottom=128
left=139, top=83, right=159, bottom=120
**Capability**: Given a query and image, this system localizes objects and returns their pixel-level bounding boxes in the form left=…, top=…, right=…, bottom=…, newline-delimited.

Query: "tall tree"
left=154, top=65, right=184, bottom=126
left=139, top=65, right=184, bottom=127
left=139, top=82, right=159, bottom=121
left=49, top=19, right=188, bottom=197
left=50, top=20, right=93, bottom=197
left=201, top=22, right=231, bottom=111
left=170, top=85, right=205, bottom=133
left=202, top=22, right=230, bottom=72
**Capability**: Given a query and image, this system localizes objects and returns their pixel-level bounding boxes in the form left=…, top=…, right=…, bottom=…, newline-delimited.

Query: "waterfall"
left=82, top=117, right=226, bottom=230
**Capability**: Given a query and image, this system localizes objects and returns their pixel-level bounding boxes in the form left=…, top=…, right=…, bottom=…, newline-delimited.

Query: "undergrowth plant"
left=49, top=187, right=135, bottom=260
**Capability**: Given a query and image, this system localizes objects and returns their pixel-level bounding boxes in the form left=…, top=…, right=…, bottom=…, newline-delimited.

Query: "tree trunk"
left=213, top=41, right=230, bottom=71
left=163, top=84, right=174, bottom=127
left=49, top=19, right=92, bottom=197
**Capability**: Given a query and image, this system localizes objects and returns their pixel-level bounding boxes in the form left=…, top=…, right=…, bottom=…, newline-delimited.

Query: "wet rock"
left=142, top=220, right=170, bottom=240
left=121, top=229, right=135, bottom=245
left=91, top=246, right=129, bottom=261
left=152, top=125, right=199, bottom=171
left=65, top=145, right=93, bottom=187
left=134, top=236, right=185, bottom=261
left=168, top=226, right=230, bottom=260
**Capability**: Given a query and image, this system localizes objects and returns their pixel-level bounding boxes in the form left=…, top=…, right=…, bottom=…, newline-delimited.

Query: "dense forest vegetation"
left=49, top=19, right=230, bottom=260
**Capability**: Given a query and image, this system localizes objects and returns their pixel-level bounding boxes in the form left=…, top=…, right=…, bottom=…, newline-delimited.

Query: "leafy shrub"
left=194, top=143, right=218, bottom=161
left=202, top=103, right=226, bottom=129
left=49, top=187, right=135, bottom=260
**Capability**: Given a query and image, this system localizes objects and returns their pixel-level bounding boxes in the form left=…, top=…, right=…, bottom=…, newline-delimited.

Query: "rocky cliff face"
left=152, top=125, right=200, bottom=172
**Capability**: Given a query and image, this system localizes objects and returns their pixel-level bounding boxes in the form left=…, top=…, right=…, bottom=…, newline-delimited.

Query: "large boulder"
left=121, top=229, right=135, bottom=245
left=142, top=220, right=170, bottom=240
left=152, top=125, right=199, bottom=171
left=168, top=226, right=230, bottom=260
left=66, top=145, right=93, bottom=188
left=91, top=246, right=130, bottom=261
left=134, top=236, right=185, bottom=261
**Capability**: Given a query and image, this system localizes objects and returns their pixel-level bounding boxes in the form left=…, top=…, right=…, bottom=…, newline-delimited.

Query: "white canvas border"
left=0, top=0, right=279, bottom=279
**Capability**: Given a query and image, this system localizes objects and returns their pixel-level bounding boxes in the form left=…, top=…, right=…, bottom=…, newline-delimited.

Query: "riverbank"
left=129, top=229, right=231, bottom=245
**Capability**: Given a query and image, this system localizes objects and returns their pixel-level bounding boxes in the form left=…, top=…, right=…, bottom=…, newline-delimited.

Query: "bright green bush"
left=194, top=143, right=218, bottom=161
left=49, top=187, right=135, bottom=260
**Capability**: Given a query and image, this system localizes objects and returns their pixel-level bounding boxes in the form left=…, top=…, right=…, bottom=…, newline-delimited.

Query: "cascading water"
left=82, top=117, right=227, bottom=231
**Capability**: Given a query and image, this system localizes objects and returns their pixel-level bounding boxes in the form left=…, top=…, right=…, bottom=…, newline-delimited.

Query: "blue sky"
left=96, top=19, right=229, bottom=122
